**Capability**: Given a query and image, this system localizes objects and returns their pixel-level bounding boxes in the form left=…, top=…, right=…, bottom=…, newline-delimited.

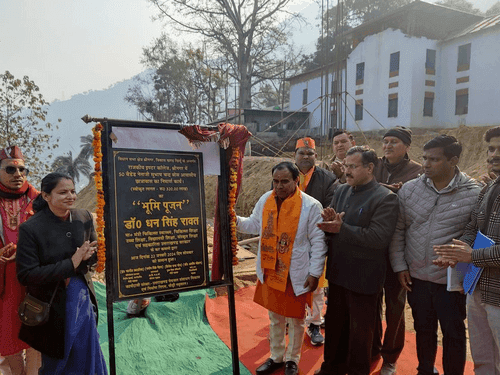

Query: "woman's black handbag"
left=18, top=282, right=59, bottom=326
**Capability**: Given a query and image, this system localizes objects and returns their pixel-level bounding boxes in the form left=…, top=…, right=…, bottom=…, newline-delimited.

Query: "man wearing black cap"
left=372, top=127, right=422, bottom=375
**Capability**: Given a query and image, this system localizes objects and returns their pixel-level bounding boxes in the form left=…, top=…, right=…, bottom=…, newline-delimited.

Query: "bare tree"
left=148, top=0, right=301, bottom=109
left=126, top=35, right=226, bottom=123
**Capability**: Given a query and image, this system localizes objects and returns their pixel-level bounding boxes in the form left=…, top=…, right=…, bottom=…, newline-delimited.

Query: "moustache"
left=488, top=157, right=500, bottom=164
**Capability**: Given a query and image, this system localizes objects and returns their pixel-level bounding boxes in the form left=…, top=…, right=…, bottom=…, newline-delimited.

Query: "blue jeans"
left=407, top=278, right=466, bottom=375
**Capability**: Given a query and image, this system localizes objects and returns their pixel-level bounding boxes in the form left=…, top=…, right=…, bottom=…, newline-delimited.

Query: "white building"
left=288, top=0, right=500, bottom=132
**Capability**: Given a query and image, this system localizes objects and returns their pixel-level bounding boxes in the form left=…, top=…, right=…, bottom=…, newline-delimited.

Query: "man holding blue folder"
left=435, top=126, right=500, bottom=375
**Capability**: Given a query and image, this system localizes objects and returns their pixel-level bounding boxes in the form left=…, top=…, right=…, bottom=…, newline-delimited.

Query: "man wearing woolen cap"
left=372, top=127, right=422, bottom=375
left=374, top=126, right=422, bottom=193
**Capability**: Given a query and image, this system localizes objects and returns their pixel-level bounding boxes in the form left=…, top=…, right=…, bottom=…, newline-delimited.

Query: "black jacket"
left=16, top=208, right=97, bottom=359
left=326, top=179, right=399, bottom=295
left=304, top=166, right=337, bottom=208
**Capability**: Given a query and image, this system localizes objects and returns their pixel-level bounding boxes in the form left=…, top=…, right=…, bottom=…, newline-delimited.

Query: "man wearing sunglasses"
left=0, top=146, right=40, bottom=375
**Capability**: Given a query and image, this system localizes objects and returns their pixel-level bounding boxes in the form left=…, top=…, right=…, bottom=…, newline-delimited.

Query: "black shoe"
left=154, top=293, right=179, bottom=302
left=285, top=361, right=298, bottom=375
left=256, top=358, right=284, bottom=375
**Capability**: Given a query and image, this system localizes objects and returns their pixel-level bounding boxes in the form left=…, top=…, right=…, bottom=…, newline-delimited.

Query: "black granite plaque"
left=111, top=149, right=208, bottom=300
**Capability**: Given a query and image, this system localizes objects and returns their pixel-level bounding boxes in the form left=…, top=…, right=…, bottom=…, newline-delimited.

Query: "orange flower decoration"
left=92, top=123, right=106, bottom=273
left=228, top=147, right=239, bottom=265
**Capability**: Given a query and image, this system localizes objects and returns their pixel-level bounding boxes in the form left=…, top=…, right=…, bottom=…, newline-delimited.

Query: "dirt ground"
left=79, top=125, right=494, bottom=363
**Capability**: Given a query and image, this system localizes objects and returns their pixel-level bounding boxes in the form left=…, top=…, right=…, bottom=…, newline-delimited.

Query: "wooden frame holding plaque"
left=112, top=149, right=208, bottom=300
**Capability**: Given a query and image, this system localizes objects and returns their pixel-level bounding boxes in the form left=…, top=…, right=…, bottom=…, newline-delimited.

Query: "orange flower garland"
left=228, top=147, right=239, bottom=265
left=92, top=123, right=106, bottom=273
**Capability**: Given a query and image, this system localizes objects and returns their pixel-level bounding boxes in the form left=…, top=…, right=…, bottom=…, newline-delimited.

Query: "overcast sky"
left=1, top=0, right=496, bottom=103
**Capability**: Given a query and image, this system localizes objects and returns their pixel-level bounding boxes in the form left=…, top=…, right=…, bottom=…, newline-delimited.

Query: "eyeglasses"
left=344, top=164, right=363, bottom=170
left=0, top=166, right=29, bottom=176
left=344, top=163, right=371, bottom=170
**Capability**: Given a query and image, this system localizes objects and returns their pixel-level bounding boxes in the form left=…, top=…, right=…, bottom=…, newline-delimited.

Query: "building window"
left=426, top=49, right=436, bottom=74
left=356, top=63, right=365, bottom=85
left=302, top=88, right=308, bottom=106
left=457, top=43, right=471, bottom=72
left=423, top=92, right=434, bottom=117
left=389, top=52, right=400, bottom=77
left=388, top=94, right=398, bottom=117
left=355, top=100, right=363, bottom=121
left=455, top=88, right=469, bottom=115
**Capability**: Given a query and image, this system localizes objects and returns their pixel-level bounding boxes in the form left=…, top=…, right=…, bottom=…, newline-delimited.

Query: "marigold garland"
left=228, top=147, right=240, bottom=265
left=92, top=123, right=106, bottom=273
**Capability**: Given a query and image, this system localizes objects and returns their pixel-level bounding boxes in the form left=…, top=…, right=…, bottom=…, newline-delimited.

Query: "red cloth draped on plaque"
left=179, top=123, right=251, bottom=280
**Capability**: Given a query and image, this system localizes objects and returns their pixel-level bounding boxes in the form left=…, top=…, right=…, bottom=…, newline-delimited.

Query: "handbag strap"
left=48, top=280, right=61, bottom=306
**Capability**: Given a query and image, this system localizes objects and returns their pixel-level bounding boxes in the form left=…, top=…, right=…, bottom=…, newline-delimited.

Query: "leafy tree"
left=436, top=0, right=482, bottom=14
left=486, top=1, right=500, bottom=15
left=52, top=150, right=92, bottom=183
left=126, top=35, right=226, bottom=123
left=347, top=0, right=413, bottom=24
left=148, top=0, right=301, bottom=109
left=0, top=71, right=60, bottom=184
left=79, top=134, right=94, bottom=161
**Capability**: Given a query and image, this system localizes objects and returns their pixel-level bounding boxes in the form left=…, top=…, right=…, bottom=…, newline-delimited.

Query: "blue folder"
left=463, top=231, right=495, bottom=294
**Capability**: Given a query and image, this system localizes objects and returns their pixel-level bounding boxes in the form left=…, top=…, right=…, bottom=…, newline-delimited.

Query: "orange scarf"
left=298, top=166, right=315, bottom=192
left=260, top=188, right=302, bottom=292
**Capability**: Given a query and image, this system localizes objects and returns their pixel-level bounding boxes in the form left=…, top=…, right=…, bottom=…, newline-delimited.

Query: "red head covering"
left=0, top=146, right=24, bottom=161
left=295, top=137, right=316, bottom=150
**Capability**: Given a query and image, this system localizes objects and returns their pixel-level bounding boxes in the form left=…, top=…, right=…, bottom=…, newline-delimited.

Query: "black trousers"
left=407, top=278, right=466, bottom=375
left=372, top=260, right=406, bottom=364
left=320, top=284, right=379, bottom=375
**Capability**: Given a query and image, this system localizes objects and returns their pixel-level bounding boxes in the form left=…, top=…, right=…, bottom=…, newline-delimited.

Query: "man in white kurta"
left=237, top=161, right=327, bottom=375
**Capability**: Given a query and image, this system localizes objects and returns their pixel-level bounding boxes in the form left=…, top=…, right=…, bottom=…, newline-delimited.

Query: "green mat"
left=94, top=283, right=251, bottom=375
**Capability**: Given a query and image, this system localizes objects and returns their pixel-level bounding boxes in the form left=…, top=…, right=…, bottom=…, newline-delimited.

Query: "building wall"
left=437, top=27, right=500, bottom=127
left=289, top=26, right=500, bottom=132
left=346, top=29, right=439, bottom=130
left=289, top=70, right=344, bottom=135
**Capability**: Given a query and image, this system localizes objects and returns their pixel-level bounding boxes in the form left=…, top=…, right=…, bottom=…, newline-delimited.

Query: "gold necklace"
left=0, top=197, right=27, bottom=229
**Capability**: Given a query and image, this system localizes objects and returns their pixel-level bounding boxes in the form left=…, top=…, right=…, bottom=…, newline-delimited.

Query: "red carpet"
left=206, top=286, right=474, bottom=374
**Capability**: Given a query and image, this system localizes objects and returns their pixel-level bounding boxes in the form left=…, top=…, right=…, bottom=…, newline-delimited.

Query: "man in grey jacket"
left=389, top=135, right=481, bottom=375
left=434, top=126, right=500, bottom=374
